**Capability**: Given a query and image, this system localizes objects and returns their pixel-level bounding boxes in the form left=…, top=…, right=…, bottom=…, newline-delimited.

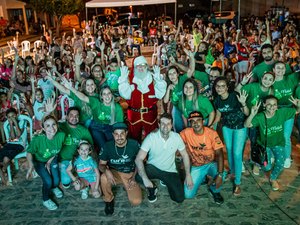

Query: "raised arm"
left=46, top=71, right=70, bottom=95
left=184, top=48, right=195, bottom=78
left=244, top=101, right=261, bottom=128
left=74, top=53, right=83, bottom=83
left=62, top=77, right=89, bottom=103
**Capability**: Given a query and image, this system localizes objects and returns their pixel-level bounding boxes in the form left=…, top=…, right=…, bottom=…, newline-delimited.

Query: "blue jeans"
left=297, top=114, right=300, bottom=143
left=263, top=146, right=285, bottom=180
left=34, top=156, right=60, bottom=201
left=172, top=106, right=184, bottom=133
left=283, top=117, right=294, bottom=159
left=59, top=160, right=71, bottom=186
left=89, top=120, right=113, bottom=151
left=222, top=126, right=247, bottom=185
left=184, top=162, right=222, bottom=199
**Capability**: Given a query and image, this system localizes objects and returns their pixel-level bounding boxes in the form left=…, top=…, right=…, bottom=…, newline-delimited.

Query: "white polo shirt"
left=140, top=130, right=185, bottom=173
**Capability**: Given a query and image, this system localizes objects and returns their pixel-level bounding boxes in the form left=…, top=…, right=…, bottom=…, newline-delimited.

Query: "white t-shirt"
left=141, top=130, right=185, bottom=173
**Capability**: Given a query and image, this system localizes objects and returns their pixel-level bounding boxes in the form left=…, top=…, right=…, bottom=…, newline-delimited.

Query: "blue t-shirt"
left=73, top=156, right=97, bottom=183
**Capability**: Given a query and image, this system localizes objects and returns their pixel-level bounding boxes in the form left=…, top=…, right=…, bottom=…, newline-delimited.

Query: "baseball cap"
left=112, top=122, right=128, bottom=131
left=188, top=111, right=203, bottom=120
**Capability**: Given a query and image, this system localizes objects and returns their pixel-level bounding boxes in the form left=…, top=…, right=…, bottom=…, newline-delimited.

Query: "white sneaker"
left=241, top=162, right=245, bottom=173
left=52, top=187, right=63, bottom=198
left=284, top=158, right=291, bottom=169
left=43, top=199, right=58, bottom=210
left=81, top=187, right=89, bottom=200
left=253, top=165, right=260, bottom=176
left=271, top=157, right=275, bottom=164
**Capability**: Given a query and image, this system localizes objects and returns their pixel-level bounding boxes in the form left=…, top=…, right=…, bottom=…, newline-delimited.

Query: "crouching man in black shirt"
left=99, top=122, right=142, bottom=215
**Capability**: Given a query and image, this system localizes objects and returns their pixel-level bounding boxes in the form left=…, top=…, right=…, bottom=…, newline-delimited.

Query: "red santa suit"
left=118, top=56, right=167, bottom=142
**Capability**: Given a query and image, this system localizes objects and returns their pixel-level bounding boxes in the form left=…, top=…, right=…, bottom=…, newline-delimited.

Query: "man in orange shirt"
left=180, top=111, right=225, bottom=204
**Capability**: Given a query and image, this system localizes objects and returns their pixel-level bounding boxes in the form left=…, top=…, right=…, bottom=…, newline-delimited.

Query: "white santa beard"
left=134, top=68, right=148, bottom=80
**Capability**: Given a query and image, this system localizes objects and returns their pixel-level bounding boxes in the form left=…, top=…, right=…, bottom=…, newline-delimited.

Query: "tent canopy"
left=86, top=0, right=176, bottom=8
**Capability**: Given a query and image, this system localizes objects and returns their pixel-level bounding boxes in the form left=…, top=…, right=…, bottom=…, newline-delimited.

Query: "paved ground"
left=0, top=138, right=299, bottom=225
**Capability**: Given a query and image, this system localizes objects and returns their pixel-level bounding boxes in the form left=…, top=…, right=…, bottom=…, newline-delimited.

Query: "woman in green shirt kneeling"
left=245, top=95, right=300, bottom=191
left=26, top=115, right=66, bottom=210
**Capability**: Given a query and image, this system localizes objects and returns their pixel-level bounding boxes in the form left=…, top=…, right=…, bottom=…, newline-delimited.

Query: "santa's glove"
left=152, top=65, right=163, bottom=81
left=119, top=65, right=129, bottom=83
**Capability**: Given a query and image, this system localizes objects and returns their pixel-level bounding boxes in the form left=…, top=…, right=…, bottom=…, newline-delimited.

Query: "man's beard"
left=264, top=56, right=273, bottom=62
left=134, top=68, right=148, bottom=80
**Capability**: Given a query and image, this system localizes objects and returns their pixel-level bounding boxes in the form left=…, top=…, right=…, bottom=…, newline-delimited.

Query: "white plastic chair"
left=21, top=41, right=30, bottom=58
left=6, top=41, right=15, bottom=56
left=60, top=94, right=75, bottom=122
left=5, top=114, right=33, bottom=183
left=151, top=43, right=158, bottom=66
left=33, top=40, right=43, bottom=52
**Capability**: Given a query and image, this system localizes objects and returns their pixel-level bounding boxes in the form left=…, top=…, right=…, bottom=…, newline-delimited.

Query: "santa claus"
left=118, top=56, right=167, bottom=142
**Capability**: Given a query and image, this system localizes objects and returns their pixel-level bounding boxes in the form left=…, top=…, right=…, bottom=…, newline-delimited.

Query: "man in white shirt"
left=135, top=113, right=193, bottom=203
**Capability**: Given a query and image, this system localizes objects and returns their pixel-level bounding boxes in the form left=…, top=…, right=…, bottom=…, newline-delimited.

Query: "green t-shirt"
left=105, top=69, right=121, bottom=96
left=59, top=122, right=94, bottom=161
left=93, top=102, right=124, bottom=124
left=27, top=132, right=66, bottom=162
left=252, top=61, right=292, bottom=81
left=205, top=47, right=214, bottom=65
left=295, top=85, right=300, bottom=99
left=241, top=83, right=271, bottom=110
left=273, top=72, right=299, bottom=106
left=176, top=95, right=214, bottom=118
left=194, top=71, right=210, bottom=89
left=170, top=74, right=188, bottom=104
left=252, top=108, right=296, bottom=147
left=70, top=92, right=99, bottom=123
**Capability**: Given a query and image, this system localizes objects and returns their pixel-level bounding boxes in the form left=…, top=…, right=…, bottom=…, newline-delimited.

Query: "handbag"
left=251, top=113, right=268, bottom=166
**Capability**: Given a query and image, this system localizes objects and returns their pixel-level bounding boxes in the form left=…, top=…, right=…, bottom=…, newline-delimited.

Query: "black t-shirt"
left=194, top=52, right=206, bottom=72
left=214, top=92, right=246, bottom=129
left=100, top=139, right=140, bottom=173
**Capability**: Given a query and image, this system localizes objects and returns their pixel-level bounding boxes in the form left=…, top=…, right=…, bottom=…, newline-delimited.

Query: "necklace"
left=114, top=143, right=128, bottom=159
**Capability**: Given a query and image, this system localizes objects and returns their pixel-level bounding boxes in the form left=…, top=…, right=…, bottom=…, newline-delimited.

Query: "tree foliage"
left=29, top=0, right=84, bottom=20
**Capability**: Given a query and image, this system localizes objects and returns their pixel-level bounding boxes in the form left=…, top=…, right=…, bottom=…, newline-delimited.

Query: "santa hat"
left=133, top=56, right=147, bottom=67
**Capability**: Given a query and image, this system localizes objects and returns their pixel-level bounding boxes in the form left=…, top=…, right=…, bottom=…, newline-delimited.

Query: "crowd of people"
left=0, top=8, right=299, bottom=215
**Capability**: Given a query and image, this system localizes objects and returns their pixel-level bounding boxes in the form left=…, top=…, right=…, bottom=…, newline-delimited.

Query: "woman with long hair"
left=212, top=77, right=249, bottom=195
left=174, top=78, right=215, bottom=128
left=236, top=71, right=275, bottom=175
left=245, top=95, right=300, bottom=191
left=272, top=61, right=299, bottom=168
left=26, top=115, right=65, bottom=210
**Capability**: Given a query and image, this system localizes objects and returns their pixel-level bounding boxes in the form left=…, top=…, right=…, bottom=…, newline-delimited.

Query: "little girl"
left=67, top=140, right=101, bottom=200
left=30, top=76, right=46, bottom=132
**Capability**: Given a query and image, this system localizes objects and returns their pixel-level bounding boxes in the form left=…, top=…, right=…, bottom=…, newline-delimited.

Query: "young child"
left=32, top=84, right=45, bottom=131
left=67, top=140, right=101, bottom=200
left=0, top=89, right=13, bottom=143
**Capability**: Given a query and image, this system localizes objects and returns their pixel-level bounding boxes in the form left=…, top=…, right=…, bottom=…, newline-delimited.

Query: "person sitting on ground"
left=67, top=140, right=101, bottom=200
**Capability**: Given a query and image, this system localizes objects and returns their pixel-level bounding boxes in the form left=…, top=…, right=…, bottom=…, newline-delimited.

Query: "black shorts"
left=0, top=143, right=24, bottom=161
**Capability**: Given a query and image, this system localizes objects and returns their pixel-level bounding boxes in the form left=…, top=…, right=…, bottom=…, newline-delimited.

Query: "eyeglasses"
left=136, top=64, right=147, bottom=68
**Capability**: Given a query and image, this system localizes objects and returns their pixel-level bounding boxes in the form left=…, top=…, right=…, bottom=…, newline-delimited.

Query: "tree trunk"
left=56, top=19, right=61, bottom=37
